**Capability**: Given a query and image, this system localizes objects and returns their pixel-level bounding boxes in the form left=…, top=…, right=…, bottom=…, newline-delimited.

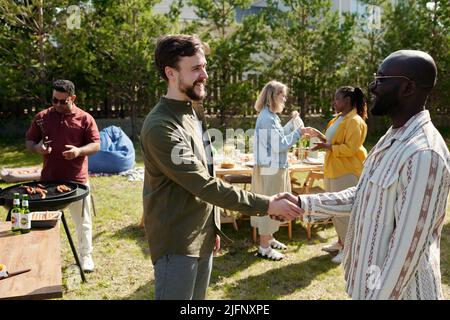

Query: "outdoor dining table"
left=0, top=221, right=62, bottom=300
left=215, top=161, right=324, bottom=179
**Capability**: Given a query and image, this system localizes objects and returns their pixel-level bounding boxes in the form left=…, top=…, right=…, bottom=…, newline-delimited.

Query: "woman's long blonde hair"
left=254, top=80, right=287, bottom=113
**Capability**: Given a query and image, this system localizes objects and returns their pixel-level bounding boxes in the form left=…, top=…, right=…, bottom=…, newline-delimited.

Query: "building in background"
left=153, top=0, right=390, bottom=22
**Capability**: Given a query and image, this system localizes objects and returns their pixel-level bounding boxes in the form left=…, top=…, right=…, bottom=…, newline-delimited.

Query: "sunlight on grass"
left=0, top=142, right=42, bottom=168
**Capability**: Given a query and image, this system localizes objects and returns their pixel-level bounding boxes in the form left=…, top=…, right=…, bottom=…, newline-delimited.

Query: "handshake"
left=267, top=193, right=304, bottom=222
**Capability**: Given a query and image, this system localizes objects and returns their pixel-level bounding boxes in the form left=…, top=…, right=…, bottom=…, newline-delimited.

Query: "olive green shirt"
left=141, top=97, right=270, bottom=264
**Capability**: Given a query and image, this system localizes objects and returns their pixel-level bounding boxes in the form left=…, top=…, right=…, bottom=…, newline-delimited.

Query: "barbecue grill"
left=0, top=180, right=91, bottom=282
left=0, top=181, right=88, bottom=212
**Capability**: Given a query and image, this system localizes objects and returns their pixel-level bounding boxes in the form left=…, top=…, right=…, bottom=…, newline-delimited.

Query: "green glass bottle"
left=20, top=194, right=31, bottom=234
left=10, top=193, right=21, bottom=232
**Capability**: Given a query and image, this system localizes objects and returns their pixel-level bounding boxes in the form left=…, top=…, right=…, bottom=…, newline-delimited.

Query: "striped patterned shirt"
left=299, top=110, right=450, bottom=300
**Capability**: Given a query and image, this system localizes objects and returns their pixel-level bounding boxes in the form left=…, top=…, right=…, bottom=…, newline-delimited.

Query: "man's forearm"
left=298, top=186, right=356, bottom=216
left=79, top=142, right=100, bottom=156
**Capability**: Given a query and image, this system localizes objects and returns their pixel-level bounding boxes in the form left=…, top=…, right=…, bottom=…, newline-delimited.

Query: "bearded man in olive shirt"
left=141, top=35, right=302, bottom=300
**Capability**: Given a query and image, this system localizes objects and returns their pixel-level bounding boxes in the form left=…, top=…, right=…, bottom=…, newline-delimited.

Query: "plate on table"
left=220, top=163, right=235, bottom=169
left=303, top=157, right=323, bottom=165
left=243, top=161, right=255, bottom=167
left=31, top=211, right=62, bottom=228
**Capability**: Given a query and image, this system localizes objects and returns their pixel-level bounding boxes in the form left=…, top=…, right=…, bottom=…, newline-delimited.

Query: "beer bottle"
left=10, top=193, right=21, bottom=232
left=20, top=194, right=31, bottom=234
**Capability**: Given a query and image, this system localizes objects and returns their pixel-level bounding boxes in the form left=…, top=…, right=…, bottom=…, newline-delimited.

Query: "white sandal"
left=268, top=238, right=287, bottom=250
left=257, top=246, right=284, bottom=261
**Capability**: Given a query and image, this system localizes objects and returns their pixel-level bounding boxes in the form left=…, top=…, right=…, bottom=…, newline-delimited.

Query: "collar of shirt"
left=160, top=96, right=195, bottom=116
left=388, top=110, right=431, bottom=142
left=160, top=96, right=207, bottom=133
left=335, top=107, right=358, bottom=120
left=371, top=110, right=431, bottom=156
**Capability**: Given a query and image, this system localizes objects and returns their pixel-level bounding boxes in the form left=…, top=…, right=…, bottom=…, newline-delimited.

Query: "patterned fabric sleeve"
left=367, top=150, right=450, bottom=300
left=298, top=186, right=357, bottom=217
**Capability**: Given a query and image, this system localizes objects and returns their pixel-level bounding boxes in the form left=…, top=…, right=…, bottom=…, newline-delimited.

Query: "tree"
left=354, top=0, right=450, bottom=133
left=188, top=0, right=268, bottom=125
left=261, top=0, right=356, bottom=120
left=379, top=0, right=450, bottom=114
left=51, top=0, right=178, bottom=141
left=0, top=0, right=70, bottom=111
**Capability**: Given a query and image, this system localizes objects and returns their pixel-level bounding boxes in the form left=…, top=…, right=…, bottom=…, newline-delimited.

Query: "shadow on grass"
left=123, top=281, right=154, bottom=300
left=118, top=220, right=338, bottom=300
left=234, top=218, right=335, bottom=244
left=441, top=222, right=450, bottom=287
left=92, top=230, right=107, bottom=241
left=112, top=224, right=150, bottom=256
left=208, top=221, right=337, bottom=298
left=213, top=253, right=336, bottom=300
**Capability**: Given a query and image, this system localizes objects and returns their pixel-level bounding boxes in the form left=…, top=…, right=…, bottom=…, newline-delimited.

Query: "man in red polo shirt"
left=26, top=79, right=100, bottom=272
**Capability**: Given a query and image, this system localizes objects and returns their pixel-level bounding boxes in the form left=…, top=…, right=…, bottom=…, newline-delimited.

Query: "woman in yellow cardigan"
left=310, top=86, right=368, bottom=264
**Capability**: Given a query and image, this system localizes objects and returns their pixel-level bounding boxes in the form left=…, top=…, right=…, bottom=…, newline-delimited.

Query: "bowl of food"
left=31, top=211, right=62, bottom=228
left=220, top=162, right=235, bottom=169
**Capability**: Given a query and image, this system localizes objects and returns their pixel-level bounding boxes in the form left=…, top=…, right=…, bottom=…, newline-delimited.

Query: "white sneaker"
left=331, top=251, right=344, bottom=264
left=81, top=254, right=95, bottom=272
left=257, top=246, right=284, bottom=261
left=268, top=238, right=287, bottom=250
left=322, top=242, right=342, bottom=253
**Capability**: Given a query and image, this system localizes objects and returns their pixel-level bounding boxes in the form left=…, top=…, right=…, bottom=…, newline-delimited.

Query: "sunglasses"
left=372, top=73, right=434, bottom=88
left=373, top=73, right=412, bottom=85
left=52, top=97, right=69, bottom=105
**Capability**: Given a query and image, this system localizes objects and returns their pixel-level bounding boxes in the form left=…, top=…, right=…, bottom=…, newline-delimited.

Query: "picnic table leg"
left=61, top=211, right=86, bottom=283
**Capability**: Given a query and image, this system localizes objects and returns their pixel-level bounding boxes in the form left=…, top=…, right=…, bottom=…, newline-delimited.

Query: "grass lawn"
left=0, top=140, right=449, bottom=300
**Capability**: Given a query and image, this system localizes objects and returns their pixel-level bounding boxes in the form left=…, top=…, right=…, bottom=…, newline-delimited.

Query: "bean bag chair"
left=88, top=126, right=135, bottom=173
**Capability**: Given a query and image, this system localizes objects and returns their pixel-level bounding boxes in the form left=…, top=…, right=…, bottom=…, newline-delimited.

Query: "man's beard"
left=179, top=79, right=206, bottom=101
left=370, top=86, right=400, bottom=117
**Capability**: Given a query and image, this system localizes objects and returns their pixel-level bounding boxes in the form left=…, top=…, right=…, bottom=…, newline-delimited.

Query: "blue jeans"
left=154, top=254, right=213, bottom=300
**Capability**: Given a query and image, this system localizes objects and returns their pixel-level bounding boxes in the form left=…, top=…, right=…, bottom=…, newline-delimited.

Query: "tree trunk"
left=130, top=8, right=138, bottom=142
left=38, top=0, right=46, bottom=105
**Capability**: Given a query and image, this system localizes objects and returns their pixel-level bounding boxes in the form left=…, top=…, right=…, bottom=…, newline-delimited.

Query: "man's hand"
left=62, top=145, right=81, bottom=160
left=213, top=234, right=221, bottom=257
left=267, top=193, right=303, bottom=222
left=34, top=140, right=52, bottom=155
left=275, top=192, right=299, bottom=204
left=310, top=142, right=331, bottom=151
